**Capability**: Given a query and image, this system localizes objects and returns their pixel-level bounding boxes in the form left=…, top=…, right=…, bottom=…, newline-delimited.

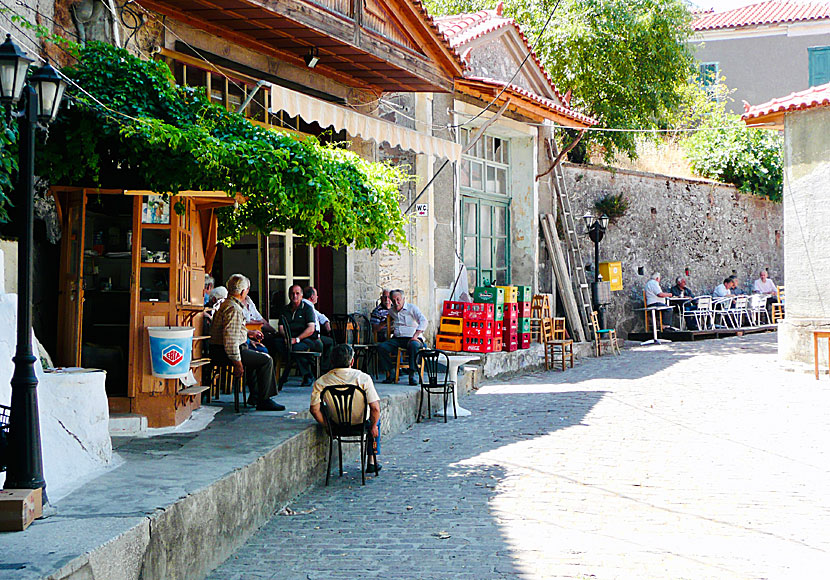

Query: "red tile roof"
left=406, top=0, right=467, bottom=74
left=692, top=1, right=830, bottom=31
left=458, top=77, right=598, bottom=126
left=742, top=81, right=830, bottom=123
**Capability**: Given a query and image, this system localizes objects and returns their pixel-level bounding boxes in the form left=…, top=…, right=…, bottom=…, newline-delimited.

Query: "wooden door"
left=56, top=190, right=86, bottom=366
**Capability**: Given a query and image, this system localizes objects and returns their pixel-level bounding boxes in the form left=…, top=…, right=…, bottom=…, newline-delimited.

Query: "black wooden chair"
left=278, top=315, right=322, bottom=388
left=332, top=313, right=378, bottom=378
left=416, top=349, right=455, bottom=423
left=320, top=384, right=376, bottom=486
left=0, top=404, right=10, bottom=473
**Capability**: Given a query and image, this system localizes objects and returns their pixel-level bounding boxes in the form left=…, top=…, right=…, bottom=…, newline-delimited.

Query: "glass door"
left=56, top=190, right=86, bottom=366
left=265, top=230, right=313, bottom=319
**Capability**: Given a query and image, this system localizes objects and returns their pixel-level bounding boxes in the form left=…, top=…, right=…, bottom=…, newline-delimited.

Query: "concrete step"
left=108, top=413, right=147, bottom=436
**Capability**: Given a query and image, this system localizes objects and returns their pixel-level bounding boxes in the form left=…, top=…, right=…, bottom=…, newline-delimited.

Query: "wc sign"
left=415, top=203, right=429, bottom=217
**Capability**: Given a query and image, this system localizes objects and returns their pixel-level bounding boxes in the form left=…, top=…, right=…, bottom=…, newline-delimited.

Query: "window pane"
left=463, top=236, right=476, bottom=267
left=481, top=238, right=492, bottom=269
left=501, top=140, right=509, bottom=164
left=293, top=240, right=311, bottom=277
left=467, top=268, right=477, bottom=289
left=494, top=206, right=506, bottom=236
left=486, top=165, right=496, bottom=193
left=481, top=270, right=494, bottom=286
left=460, top=158, right=470, bottom=188
left=481, top=205, right=491, bottom=235
left=495, top=238, right=506, bottom=268
left=471, top=161, right=483, bottom=190
left=268, top=278, right=287, bottom=318
left=495, top=268, right=508, bottom=285
left=495, top=167, right=508, bottom=194
left=493, top=138, right=504, bottom=163
left=486, top=136, right=494, bottom=161
left=268, top=235, right=286, bottom=276
left=464, top=201, right=477, bottom=234
left=140, top=268, right=169, bottom=302
left=474, top=136, right=484, bottom=158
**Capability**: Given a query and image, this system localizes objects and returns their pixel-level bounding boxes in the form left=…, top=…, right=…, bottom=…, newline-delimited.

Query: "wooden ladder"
left=547, top=139, right=593, bottom=338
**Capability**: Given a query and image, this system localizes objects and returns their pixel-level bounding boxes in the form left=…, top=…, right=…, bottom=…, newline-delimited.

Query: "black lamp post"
left=0, top=35, right=66, bottom=500
left=583, top=212, right=610, bottom=329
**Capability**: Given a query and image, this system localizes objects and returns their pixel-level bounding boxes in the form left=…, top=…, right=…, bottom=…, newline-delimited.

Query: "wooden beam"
left=541, top=214, right=587, bottom=343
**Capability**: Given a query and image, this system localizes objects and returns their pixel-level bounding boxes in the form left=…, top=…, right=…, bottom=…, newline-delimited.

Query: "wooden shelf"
left=192, top=335, right=210, bottom=342
left=190, top=358, right=211, bottom=368
left=178, top=385, right=209, bottom=396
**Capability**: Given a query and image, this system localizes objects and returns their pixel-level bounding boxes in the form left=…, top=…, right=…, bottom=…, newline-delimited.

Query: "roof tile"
left=742, top=81, right=830, bottom=122
left=692, top=1, right=830, bottom=31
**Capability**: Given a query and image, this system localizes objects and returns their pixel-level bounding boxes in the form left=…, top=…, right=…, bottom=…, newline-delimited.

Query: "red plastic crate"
left=463, top=336, right=495, bottom=352
left=504, top=303, right=519, bottom=317
left=463, top=318, right=496, bottom=338
left=463, top=302, right=495, bottom=321
left=519, top=301, right=531, bottom=318
left=503, top=316, right=519, bottom=330
left=442, top=300, right=466, bottom=318
left=502, top=338, right=518, bottom=352
left=519, top=333, right=531, bottom=349
left=495, top=320, right=503, bottom=334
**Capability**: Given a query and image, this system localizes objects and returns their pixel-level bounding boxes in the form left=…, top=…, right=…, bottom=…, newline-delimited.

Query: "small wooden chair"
left=542, top=317, right=573, bottom=371
left=590, top=311, right=620, bottom=356
left=386, top=317, right=411, bottom=382
left=771, top=285, right=785, bottom=323
left=530, top=294, right=552, bottom=343
left=209, top=362, right=247, bottom=413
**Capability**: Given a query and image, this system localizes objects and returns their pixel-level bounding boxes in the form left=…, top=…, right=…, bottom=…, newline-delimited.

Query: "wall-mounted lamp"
left=304, top=47, right=319, bottom=69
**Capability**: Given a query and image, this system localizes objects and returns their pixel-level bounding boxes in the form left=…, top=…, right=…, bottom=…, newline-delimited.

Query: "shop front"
left=52, top=187, right=234, bottom=427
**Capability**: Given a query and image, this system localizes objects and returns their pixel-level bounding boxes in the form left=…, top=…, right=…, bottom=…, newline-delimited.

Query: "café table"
left=813, top=330, right=830, bottom=380
left=636, top=304, right=673, bottom=345
left=434, top=352, right=481, bottom=417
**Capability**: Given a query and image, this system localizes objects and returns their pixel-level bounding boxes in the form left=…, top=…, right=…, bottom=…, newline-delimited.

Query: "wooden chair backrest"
left=541, top=318, right=553, bottom=343
left=642, top=291, right=648, bottom=328
left=553, top=317, right=566, bottom=340
left=590, top=310, right=600, bottom=336
left=778, top=285, right=785, bottom=303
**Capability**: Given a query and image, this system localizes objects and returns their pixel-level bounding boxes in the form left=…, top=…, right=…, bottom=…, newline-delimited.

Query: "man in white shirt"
left=377, top=289, right=428, bottom=385
left=753, top=270, right=778, bottom=298
left=310, top=344, right=381, bottom=474
left=713, top=277, right=736, bottom=298
left=645, top=272, right=672, bottom=329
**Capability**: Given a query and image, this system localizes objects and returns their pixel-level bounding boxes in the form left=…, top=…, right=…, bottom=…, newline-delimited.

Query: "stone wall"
left=561, top=164, right=784, bottom=337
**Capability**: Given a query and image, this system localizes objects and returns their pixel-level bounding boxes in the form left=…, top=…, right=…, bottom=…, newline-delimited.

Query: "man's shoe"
left=256, top=399, right=285, bottom=411
left=299, top=375, right=314, bottom=387
left=409, top=373, right=419, bottom=386
left=365, top=463, right=382, bottom=474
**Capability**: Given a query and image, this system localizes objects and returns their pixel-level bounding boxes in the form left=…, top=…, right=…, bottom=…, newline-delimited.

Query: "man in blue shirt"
left=377, top=289, right=427, bottom=385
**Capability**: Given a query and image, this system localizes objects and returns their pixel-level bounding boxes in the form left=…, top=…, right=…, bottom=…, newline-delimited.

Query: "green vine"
left=34, top=42, right=410, bottom=249
left=594, top=192, right=629, bottom=223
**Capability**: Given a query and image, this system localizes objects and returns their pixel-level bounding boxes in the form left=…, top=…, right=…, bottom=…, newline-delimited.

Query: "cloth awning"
left=270, top=85, right=461, bottom=161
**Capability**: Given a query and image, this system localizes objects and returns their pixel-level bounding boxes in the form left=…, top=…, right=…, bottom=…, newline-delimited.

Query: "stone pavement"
left=208, top=333, right=830, bottom=580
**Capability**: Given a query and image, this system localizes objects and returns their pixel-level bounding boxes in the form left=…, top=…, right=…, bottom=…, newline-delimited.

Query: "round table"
left=434, top=353, right=481, bottom=417
left=636, top=305, right=673, bottom=345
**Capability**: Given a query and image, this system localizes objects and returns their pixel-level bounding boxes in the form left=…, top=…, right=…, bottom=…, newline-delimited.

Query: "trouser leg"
left=407, top=339, right=424, bottom=378
left=377, top=339, right=399, bottom=374
left=293, top=338, right=322, bottom=377
left=320, top=335, right=335, bottom=369
left=240, top=348, right=277, bottom=401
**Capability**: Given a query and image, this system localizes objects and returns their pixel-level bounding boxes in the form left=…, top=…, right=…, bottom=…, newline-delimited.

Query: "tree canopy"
left=424, top=0, right=695, bottom=160
left=9, top=41, right=410, bottom=249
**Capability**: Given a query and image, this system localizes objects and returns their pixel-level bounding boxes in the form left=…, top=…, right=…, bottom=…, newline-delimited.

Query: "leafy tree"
left=31, top=42, right=410, bottom=249
left=424, top=0, right=694, bottom=160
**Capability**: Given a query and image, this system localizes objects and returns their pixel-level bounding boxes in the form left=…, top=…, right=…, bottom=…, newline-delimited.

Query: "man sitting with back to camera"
left=208, top=273, right=284, bottom=411
left=309, top=344, right=381, bottom=474
left=376, top=289, right=427, bottom=385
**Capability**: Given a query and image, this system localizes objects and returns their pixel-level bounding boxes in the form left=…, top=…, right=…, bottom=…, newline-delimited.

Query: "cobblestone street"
left=209, top=333, right=830, bottom=579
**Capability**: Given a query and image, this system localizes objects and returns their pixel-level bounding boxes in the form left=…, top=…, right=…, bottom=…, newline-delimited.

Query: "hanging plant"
left=33, top=42, right=411, bottom=250
left=594, top=192, right=629, bottom=223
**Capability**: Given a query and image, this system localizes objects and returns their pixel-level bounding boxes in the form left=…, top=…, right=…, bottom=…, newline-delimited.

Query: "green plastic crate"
left=495, top=303, right=504, bottom=321
left=474, top=286, right=505, bottom=306
left=517, top=317, right=531, bottom=334
left=516, top=285, right=532, bottom=302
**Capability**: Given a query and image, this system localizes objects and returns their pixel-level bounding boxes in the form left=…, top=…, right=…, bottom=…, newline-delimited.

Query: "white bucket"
left=147, top=326, right=194, bottom=379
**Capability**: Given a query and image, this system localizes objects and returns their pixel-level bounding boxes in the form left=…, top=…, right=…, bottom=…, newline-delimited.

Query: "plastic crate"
left=519, top=333, right=531, bottom=349
left=474, top=286, right=504, bottom=306
left=503, top=302, right=519, bottom=318
left=494, top=303, right=504, bottom=322
left=503, top=315, right=519, bottom=330
left=463, top=318, right=496, bottom=338
left=439, top=316, right=464, bottom=335
left=493, top=336, right=503, bottom=352
left=517, top=317, right=531, bottom=334
left=463, top=302, right=495, bottom=321
left=518, top=301, right=531, bottom=318
left=516, top=285, right=532, bottom=302
left=442, top=300, right=466, bottom=318
left=496, top=285, right=518, bottom=303
left=464, top=336, right=495, bottom=353
left=495, top=320, right=503, bottom=334
left=502, top=328, right=518, bottom=341
left=502, top=337, right=518, bottom=352
left=436, top=333, right=463, bottom=352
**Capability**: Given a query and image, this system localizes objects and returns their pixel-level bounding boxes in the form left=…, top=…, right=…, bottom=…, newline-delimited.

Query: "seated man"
left=753, top=269, right=778, bottom=298
left=377, top=289, right=427, bottom=385
left=272, top=284, right=323, bottom=387
left=713, top=277, right=735, bottom=298
left=669, top=277, right=696, bottom=329
left=309, top=344, right=381, bottom=474
left=203, top=274, right=215, bottom=306
left=728, top=274, right=745, bottom=294
left=208, top=274, right=284, bottom=411
left=645, top=272, right=673, bottom=329
left=370, top=289, right=391, bottom=342
left=303, top=286, right=334, bottom=367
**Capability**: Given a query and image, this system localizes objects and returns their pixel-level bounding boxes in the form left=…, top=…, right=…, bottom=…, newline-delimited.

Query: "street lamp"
left=0, top=34, right=66, bottom=501
left=583, top=212, right=610, bottom=328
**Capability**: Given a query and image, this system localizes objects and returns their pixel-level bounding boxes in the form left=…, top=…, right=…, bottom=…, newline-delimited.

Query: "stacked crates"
left=436, top=301, right=465, bottom=351
left=516, top=285, right=532, bottom=349
left=462, top=301, right=497, bottom=352
left=502, top=301, right=519, bottom=352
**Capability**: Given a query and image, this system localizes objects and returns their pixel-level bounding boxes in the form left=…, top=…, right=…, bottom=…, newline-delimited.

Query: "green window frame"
left=459, top=129, right=511, bottom=288
left=809, top=46, right=830, bottom=87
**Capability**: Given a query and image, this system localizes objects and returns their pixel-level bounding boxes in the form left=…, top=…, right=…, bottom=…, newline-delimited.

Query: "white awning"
left=270, top=85, right=461, bottom=161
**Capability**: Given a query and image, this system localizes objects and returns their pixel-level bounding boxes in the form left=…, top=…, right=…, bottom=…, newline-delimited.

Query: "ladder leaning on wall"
left=546, top=138, right=593, bottom=339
